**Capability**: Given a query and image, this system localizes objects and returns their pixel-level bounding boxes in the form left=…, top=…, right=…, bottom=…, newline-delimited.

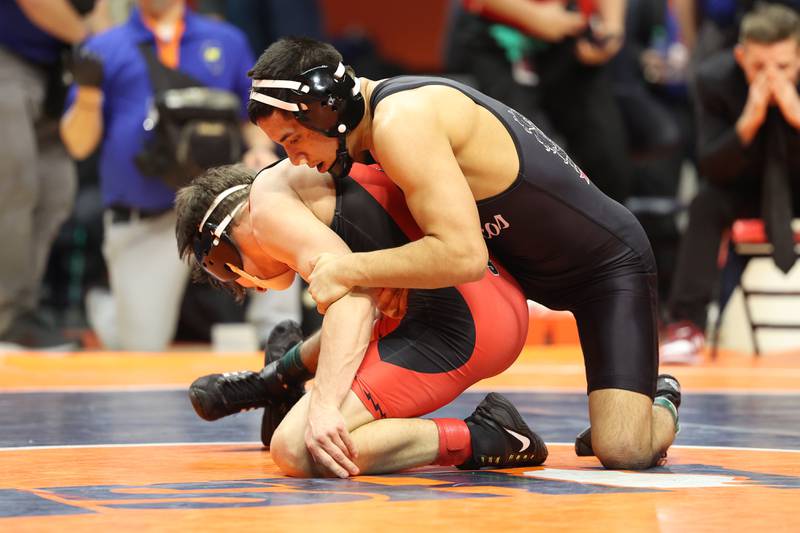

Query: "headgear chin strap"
left=227, top=263, right=296, bottom=291
left=327, top=135, right=353, bottom=179
left=250, top=62, right=364, bottom=179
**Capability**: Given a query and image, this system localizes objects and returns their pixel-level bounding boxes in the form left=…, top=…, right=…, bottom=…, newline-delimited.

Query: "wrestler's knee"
left=588, top=389, right=657, bottom=470
left=592, top=432, right=655, bottom=470
left=270, top=425, right=316, bottom=477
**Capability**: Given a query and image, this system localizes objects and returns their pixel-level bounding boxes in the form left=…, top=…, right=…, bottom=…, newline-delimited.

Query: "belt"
left=107, top=205, right=171, bottom=223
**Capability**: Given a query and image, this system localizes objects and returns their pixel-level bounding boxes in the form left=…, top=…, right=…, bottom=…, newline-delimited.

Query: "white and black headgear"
left=193, top=184, right=249, bottom=282
left=250, top=62, right=365, bottom=178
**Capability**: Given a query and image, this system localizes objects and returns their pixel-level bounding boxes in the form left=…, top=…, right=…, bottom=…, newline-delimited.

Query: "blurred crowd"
left=1, top=0, right=799, bottom=361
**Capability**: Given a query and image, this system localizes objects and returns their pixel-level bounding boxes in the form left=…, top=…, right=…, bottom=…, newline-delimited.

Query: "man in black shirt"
left=662, top=3, right=800, bottom=362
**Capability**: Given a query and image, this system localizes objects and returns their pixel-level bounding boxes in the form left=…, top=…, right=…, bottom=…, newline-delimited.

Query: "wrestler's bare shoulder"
left=250, top=159, right=335, bottom=221
left=370, top=84, right=478, bottom=149
left=251, top=160, right=329, bottom=197
left=367, top=81, right=518, bottom=196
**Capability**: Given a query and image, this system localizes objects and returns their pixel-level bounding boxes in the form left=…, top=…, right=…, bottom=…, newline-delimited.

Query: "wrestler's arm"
left=334, top=98, right=489, bottom=290
left=250, top=184, right=374, bottom=475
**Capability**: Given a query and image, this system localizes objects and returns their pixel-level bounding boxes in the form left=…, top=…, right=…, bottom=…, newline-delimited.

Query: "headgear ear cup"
left=194, top=185, right=249, bottom=282
left=335, top=66, right=366, bottom=135
left=194, top=225, right=244, bottom=282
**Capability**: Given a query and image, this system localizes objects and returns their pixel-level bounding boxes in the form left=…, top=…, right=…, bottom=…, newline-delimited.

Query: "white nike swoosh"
left=503, top=427, right=531, bottom=452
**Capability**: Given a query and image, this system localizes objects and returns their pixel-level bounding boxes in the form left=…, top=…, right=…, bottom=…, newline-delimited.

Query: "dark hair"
left=175, top=164, right=255, bottom=301
left=740, top=2, right=800, bottom=44
left=247, top=37, right=344, bottom=124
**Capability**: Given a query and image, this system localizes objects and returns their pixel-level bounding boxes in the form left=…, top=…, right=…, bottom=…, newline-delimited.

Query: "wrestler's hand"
left=375, top=287, right=409, bottom=319
left=305, top=400, right=359, bottom=478
left=308, top=253, right=352, bottom=314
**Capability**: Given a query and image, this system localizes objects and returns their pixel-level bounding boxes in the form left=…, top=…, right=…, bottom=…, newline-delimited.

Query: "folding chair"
left=710, top=218, right=800, bottom=358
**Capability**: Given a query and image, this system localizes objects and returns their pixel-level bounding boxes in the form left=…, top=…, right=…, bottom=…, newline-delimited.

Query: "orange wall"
left=319, top=0, right=452, bottom=72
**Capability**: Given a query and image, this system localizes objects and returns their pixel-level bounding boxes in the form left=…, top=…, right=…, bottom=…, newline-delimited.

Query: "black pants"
left=667, top=183, right=762, bottom=329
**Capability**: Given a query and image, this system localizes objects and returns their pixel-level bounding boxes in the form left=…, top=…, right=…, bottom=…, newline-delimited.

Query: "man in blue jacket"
left=60, top=0, right=275, bottom=350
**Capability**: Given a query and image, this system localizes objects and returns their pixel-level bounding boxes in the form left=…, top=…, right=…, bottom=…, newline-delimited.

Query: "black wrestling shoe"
left=574, top=426, right=594, bottom=457
left=655, top=374, right=681, bottom=410
left=458, top=392, right=548, bottom=470
left=189, top=371, right=271, bottom=421
left=573, top=374, right=683, bottom=457
left=188, top=321, right=308, bottom=437
left=261, top=320, right=306, bottom=448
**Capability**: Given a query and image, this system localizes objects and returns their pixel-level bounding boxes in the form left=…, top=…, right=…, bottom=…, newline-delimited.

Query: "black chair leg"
left=740, top=287, right=761, bottom=356
left=710, top=306, right=724, bottom=360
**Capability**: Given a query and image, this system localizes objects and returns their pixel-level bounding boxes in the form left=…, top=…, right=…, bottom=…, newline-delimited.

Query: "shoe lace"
left=477, top=452, right=538, bottom=466
left=219, top=371, right=269, bottom=408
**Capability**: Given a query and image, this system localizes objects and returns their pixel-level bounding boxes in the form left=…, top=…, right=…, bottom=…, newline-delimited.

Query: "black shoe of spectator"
left=0, top=311, right=79, bottom=351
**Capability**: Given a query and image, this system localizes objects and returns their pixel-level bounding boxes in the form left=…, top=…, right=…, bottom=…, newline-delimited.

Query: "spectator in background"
left=448, top=0, right=635, bottom=203
left=618, top=0, right=692, bottom=158
left=674, top=0, right=742, bottom=65
left=674, top=0, right=800, bottom=69
left=60, top=0, right=276, bottom=350
left=0, top=0, right=105, bottom=350
left=611, top=0, right=696, bottom=310
left=195, top=0, right=323, bottom=55
left=191, top=0, right=325, bottom=341
left=660, top=2, right=800, bottom=363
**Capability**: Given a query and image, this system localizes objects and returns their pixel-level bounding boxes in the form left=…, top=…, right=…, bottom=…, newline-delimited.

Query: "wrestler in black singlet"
left=369, top=77, right=659, bottom=398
